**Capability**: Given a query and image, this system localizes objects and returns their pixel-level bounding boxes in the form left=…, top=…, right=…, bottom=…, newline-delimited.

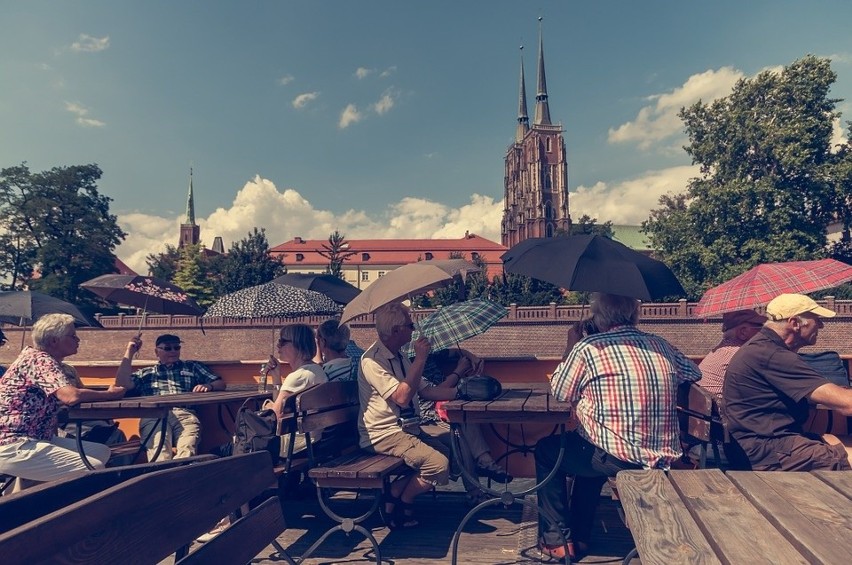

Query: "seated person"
left=114, top=334, right=224, bottom=462
left=417, top=348, right=512, bottom=505
left=358, top=302, right=458, bottom=529
left=536, top=293, right=701, bottom=560
left=723, top=294, right=852, bottom=471
left=0, top=314, right=125, bottom=483
left=315, top=319, right=357, bottom=382
left=697, top=309, right=766, bottom=399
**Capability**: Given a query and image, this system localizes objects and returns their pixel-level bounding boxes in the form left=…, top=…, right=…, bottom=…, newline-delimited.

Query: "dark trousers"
left=535, top=431, right=640, bottom=545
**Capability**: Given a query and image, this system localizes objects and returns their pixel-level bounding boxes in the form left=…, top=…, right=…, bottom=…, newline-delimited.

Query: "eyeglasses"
left=157, top=345, right=181, bottom=352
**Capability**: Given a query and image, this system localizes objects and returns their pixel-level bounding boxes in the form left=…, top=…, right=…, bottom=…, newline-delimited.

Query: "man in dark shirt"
left=723, top=293, right=852, bottom=471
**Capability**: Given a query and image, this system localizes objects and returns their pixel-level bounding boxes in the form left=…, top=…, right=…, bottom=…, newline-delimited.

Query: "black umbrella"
left=501, top=235, right=685, bottom=301
left=202, top=282, right=342, bottom=319
left=0, top=290, right=101, bottom=327
left=272, top=273, right=361, bottom=305
left=80, top=274, right=203, bottom=316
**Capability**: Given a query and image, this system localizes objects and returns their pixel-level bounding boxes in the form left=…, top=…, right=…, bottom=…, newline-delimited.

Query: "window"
left=295, top=253, right=304, bottom=261
left=361, top=272, right=369, bottom=282
left=377, top=271, right=386, bottom=278
left=471, top=252, right=479, bottom=260
left=546, top=138, right=552, bottom=152
left=424, top=252, right=433, bottom=260
left=362, top=253, right=370, bottom=261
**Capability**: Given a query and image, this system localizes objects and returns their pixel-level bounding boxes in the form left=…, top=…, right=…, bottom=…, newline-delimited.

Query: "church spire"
left=516, top=45, right=530, bottom=143
left=533, top=17, right=552, bottom=126
left=185, top=167, right=196, bottom=225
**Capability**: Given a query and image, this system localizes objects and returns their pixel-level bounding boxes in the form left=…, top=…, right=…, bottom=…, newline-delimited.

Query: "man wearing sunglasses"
left=115, top=333, right=224, bottom=462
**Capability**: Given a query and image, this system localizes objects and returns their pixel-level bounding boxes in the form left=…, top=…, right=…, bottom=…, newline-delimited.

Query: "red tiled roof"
left=271, top=234, right=507, bottom=279
left=114, top=256, right=137, bottom=276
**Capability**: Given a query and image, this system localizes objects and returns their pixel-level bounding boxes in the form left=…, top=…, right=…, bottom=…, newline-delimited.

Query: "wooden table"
left=68, top=388, right=273, bottom=468
left=443, top=384, right=573, bottom=565
left=616, top=468, right=852, bottom=564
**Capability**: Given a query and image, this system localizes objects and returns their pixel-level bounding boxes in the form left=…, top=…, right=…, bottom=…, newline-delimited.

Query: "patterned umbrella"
left=202, top=282, right=342, bottom=319
left=694, top=259, right=852, bottom=317
left=81, top=274, right=203, bottom=316
left=401, top=298, right=507, bottom=356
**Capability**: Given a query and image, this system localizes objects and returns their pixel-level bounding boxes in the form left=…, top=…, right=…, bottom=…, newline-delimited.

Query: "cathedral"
left=501, top=22, right=571, bottom=247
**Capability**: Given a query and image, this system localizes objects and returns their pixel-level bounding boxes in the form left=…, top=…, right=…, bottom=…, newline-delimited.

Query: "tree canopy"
left=643, top=55, right=852, bottom=299
left=317, top=230, right=356, bottom=279
left=215, top=227, right=284, bottom=294
left=0, top=163, right=126, bottom=303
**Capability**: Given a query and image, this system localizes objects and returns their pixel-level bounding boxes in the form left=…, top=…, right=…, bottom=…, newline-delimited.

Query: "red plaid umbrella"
left=694, top=259, right=852, bottom=316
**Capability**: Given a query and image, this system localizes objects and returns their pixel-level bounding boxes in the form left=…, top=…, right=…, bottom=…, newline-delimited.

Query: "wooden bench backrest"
left=677, top=382, right=721, bottom=443
left=0, top=454, right=216, bottom=534
left=296, top=380, right=360, bottom=435
left=0, top=453, right=275, bottom=565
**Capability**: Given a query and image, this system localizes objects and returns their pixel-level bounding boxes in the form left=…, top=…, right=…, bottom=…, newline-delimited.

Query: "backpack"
left=233, top=399, right=280, bottom=462
left=456, top=374, right=503, bottom=401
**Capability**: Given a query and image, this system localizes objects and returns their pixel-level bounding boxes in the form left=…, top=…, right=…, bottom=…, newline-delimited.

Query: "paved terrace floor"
left=167, top=481, right=639, bottom=564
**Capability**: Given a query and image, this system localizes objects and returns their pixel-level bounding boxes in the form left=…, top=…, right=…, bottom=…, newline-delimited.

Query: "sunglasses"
left=158, top=345, right=181, bottom=352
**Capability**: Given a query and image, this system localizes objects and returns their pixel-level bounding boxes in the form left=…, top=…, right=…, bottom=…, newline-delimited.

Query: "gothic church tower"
left=179, top=167, right=200, bottom=248
left=502, top=19, right=571, bottom=247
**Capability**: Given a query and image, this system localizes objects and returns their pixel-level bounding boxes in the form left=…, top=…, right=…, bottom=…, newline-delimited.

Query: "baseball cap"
left=155, top=334, right=182, bottom=346
left=764, top=294, right=836, bottom=321
left=721, top=309, right=768, bottom=331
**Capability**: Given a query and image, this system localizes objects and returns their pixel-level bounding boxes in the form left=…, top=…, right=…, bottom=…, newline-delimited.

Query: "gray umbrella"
left=0, top=290, right=100, bottom=327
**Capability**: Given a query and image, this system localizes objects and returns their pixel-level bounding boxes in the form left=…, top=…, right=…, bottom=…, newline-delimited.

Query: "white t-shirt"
left=280, top=363, right=327, bottom=394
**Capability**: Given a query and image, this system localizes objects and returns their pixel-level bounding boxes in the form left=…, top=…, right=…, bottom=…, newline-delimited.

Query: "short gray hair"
left=374, top=302, right=409, bottom=340
left=32, top=313, right=76, bottom=349
left=317, top=319, right=350, bottom=353
left=590, top=293, right=639, bottom=329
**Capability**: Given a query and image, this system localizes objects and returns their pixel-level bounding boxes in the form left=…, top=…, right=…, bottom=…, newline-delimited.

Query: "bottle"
left=259, top=363, right=269, bottom=392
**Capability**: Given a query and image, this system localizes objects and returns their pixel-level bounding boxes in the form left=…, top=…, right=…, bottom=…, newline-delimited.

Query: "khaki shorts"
left=366, top=428, right=450, bottom=485
left=758, top=434, right=851, bottom=471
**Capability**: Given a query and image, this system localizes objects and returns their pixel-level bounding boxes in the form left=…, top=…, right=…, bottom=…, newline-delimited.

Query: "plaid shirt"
left=131, top=360, right=220, bottom=396
left=551, top=325, right=701, bottom=469
left=697, top=338, right=744, bottom=399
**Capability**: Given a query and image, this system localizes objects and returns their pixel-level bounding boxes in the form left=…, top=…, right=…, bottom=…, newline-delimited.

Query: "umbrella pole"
left=19, top=318, right=26, bottom=350
left=136, top=295, right=150, bottom=338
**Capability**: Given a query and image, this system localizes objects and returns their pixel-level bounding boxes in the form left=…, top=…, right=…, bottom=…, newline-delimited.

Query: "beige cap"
left=765, top=293, right=836, bottom=321
left=721, top=309, right=768, bottom=331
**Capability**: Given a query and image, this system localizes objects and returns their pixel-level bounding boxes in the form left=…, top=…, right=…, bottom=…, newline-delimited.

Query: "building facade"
left=501, top=22, right=571, bottom=247
left=269, top=233, right=507, bottom=289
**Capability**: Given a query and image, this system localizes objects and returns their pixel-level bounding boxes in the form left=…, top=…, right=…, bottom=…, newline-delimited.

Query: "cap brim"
left=812, top=306, right=837, bottom=318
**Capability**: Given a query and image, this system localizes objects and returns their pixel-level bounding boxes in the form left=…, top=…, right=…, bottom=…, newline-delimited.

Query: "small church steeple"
left=516, top=46, right=530, bottom=143
left=179, top=167, right=200, bottom=248
left=533, top=17, right=552, bottom=126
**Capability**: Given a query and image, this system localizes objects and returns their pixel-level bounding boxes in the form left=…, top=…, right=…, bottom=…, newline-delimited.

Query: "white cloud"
left=116, top=177, right=502, bottom=274
left=277, top=74, right=295, bottom=86
left=338, top=103, right=363, bottom=128
left=64, top=101, right=105, bottom=127
left=291, top=91, right=319, bottom=109
left=831, top=116, right=848, bottom=151
left=570, top=165, right=699, bottom=224
left=355, top=67, right=374, bottom=79
left=372, top=89, right=396, bottom=115
left=608, top=67, right=744, bottom=150
left=380, top=66, right=397, bottom=78
left=70, top=34, right=109, bottom=53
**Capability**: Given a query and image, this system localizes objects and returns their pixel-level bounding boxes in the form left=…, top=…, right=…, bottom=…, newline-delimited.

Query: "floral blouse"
left=0, top=347, right=73, bottom=446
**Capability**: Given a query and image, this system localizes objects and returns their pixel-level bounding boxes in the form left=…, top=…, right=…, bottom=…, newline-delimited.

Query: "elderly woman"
left=0, top=314, right=125, bottom=482
left=315, top=319, right=357, bottom=382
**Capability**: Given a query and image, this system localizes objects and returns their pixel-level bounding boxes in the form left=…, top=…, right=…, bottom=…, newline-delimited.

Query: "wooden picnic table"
left=67, top=387, right=273, bottom=468
left=616, top=468, right=852, bottom=564
left=443, top=383, right=573, bottom=565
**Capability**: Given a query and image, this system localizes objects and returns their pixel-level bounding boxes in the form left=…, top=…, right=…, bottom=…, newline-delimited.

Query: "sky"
left=2, top=1, right=852, bottom=274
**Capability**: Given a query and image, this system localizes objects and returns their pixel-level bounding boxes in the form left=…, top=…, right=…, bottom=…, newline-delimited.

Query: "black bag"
left=233, top=400, right=280, bottom=462
left=800, top=351, right=849, bottom=387
left=456, top=374, right=503, bottom=401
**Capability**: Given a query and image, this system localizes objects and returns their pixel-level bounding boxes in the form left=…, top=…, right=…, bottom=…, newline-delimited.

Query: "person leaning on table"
left=536, top=293, right=702, bottom=561
left=0, top=314, right=125, bottom=483
left=114, top=333, right=225, bottom=462
left=723, top=293, right=852, bottom=471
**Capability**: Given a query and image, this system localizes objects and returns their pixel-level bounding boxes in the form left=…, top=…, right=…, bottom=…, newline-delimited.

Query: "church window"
left=546, top=138, right=552, bottom=152
left=546, top=223, right=554, bottom=237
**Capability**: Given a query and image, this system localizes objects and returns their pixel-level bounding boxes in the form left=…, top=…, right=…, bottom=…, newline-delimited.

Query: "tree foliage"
left=146, top=244, right=181, bottom=280
left=216, top=227, right=285, bottom=294
left=0, top=163, right=126, bottom=303
left=172, top=244, right=216, bottom=307
left=317, top=230, right=356, bottom=279
left=643, top=55, right=852, bottom=299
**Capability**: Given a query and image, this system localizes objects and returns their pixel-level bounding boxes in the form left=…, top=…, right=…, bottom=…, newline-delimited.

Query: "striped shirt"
left=551, top=325, right=701, bottom=469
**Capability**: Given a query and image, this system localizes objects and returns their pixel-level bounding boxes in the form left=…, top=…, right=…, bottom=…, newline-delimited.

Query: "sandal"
left=389, top=501, right=419, bottom=529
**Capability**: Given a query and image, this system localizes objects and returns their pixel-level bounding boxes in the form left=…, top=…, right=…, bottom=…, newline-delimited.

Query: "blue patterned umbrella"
left=401, top=298, right=507, bottom=356
left=203, top=282, right=342, bottom=319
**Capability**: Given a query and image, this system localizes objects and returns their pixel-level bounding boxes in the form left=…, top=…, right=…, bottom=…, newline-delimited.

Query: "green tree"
left=556, top=214, right=614, bottom=238
left=0, top=163, right=126, bottom=302
left=487, top=272, right=564, bottom=306
left=146, top=244, right=181, bottom=280
left=216, top=227, right=285, bottom=294
left=643, top=55, right=847, bottom=299
left=317, top=230, right=356, bottom=279
left=172, top=244, right=215, bottom=307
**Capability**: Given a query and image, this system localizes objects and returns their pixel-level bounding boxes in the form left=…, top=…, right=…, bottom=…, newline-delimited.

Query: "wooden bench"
left=0, top=452, right=295, bottom=564
left=677, top=382, right=723, bottom=468
left=290, top=380, right=408, bottom=565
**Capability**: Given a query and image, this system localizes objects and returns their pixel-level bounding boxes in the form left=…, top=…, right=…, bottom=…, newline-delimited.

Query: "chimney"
left=294, top=236, right=303, bottom=244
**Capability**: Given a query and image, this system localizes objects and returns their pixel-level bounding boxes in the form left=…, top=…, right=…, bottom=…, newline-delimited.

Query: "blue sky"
left=2, top=1, right=852, bottom=273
